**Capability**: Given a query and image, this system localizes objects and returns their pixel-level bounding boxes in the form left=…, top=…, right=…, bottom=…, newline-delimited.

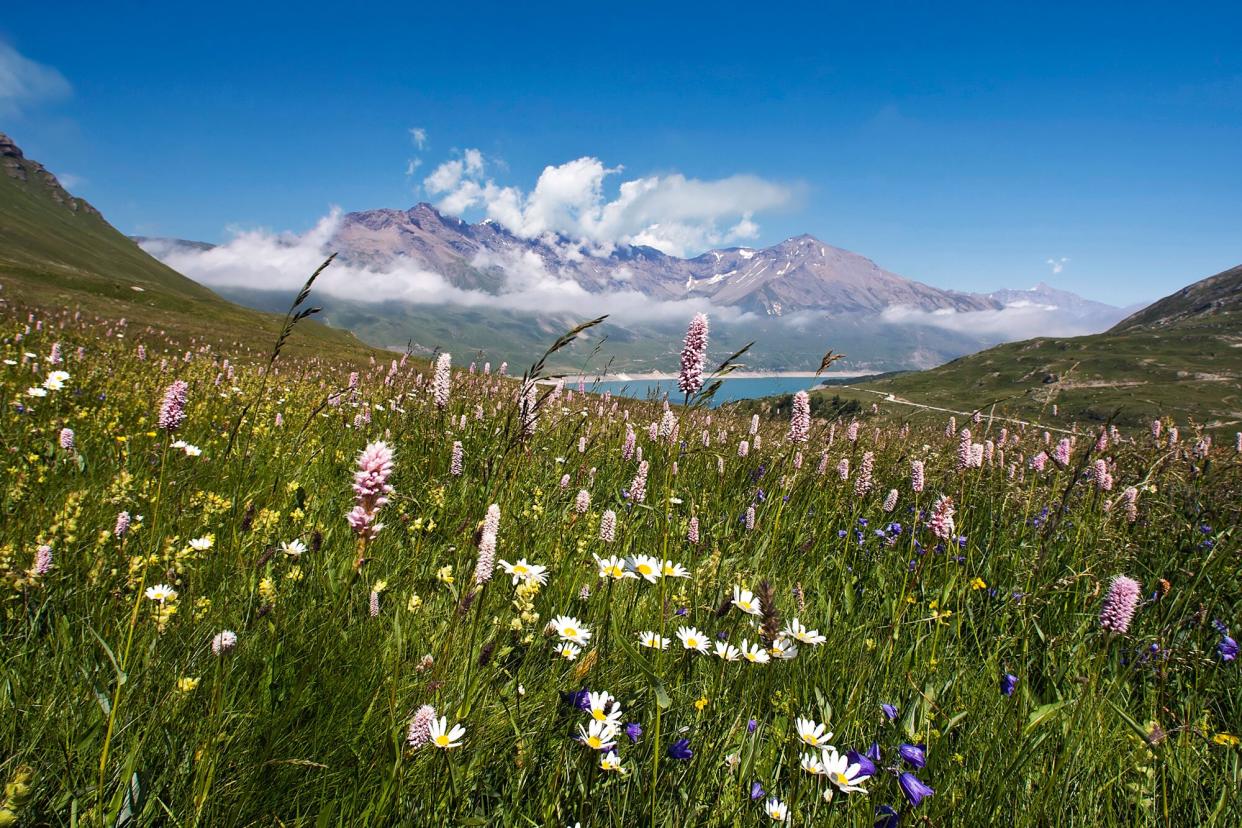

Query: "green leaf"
left=1025, top=699, right=1072, bottom=736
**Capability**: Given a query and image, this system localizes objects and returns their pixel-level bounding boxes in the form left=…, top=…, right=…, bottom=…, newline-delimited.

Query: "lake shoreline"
left=595, top=370, right=873, bottom=382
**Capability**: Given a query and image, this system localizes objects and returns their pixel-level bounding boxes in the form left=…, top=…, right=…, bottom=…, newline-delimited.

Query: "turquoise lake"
left=590, top=376, right=835, bottom=406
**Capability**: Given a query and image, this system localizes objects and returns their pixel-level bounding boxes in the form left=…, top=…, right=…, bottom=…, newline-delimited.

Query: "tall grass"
left=0, top=300, right=1238, bottom=826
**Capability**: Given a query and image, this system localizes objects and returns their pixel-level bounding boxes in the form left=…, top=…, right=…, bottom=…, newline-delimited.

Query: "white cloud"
left=408, top=127, right=428, bottom=149
left=54, top=171, right=84, bottom=190
left=880, top=302, right=1107, bottom=340
left=0, top=41, right=71, bottom=116
left=404, top=158, right=422, bottom=177
left=1045, top=256, right=1069, bottom=275
left=422, top=150, right=792, bottom=257
left=140, top=209, right=750, bottom=326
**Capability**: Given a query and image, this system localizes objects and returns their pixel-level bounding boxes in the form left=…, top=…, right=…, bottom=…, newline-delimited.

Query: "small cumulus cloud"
left=408, top=127, right=428, bottom=149
left=1045, top=257, right=1069, bottom=275
left=139, top=210, right=749, bottom=325
left=0, top=40, right=71, bottom=116
left=421, top=150, right=793, bottom=258
left=53, top=171, right=85, bottom=190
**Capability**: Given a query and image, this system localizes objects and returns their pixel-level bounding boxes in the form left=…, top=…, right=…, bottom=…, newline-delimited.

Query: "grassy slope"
left=0, top=140, right=374, bottom=360
left=818, top=266, right=1242, bottom=429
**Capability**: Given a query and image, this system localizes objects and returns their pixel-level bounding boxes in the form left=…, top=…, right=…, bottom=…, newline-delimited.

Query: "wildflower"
left=551, top=615, right=592, bottom=645
left=586, top=691, right=622, bottom=722
left=823, top=747, right=870, bottom=793
left=677, top=313, right=709, bottom=396
left=898, top=743, right=926, bottom=768
left=114, top=511, right=131, bottom=538
left=740, top=640, right=770, bottom=664
left=763, top=798, right=788, bottom=821
left=732, top=586, right=763, bottom=616
left=667, top=738, right=693, bottom=760
left=157, top=379, right=189, bottom=430
left=787, top=390, right=810, bottom=443
left=144, top=584, right=177, bottom=603
left=575, top=489, right=590, bottom=514
left=928, top=495, right=955, bottom=541
left=1099, top=575, right=1141, bottom=634
left=677, top=626, right=710, bottom=653
left=211, top=630, right=238, bottom=656
left=599, top=509, right=617, bottom=543
left=281, top=539, right=307, bottom=558
left=1217, top=634, right=1238, bottom=663
left=431, top=352, right=451, bottom=409
left=769, top=638, right=798, bottom=660
left=58, top=427, right=75, bottom=451
left=347, top=441, right=395, bottom=540
left=406, top=706, right=436, bottom=750
left=31, top=544, right=53, bottom=576
left=189, top=536, right=214, bottom=552
left=970, top=577, right=987, bottom=590
left=1001, top=673, right=1019, bottom=696
left=910, top=459, right=926, bottom=493
left=638, top=631, right=669, bottom=650
left=44, top=370, right=71, bottom=390
left=795, top=717, right=834, bottom=749
left=428, top=716, right=465, bottom=749
left=578, top=720, right=618, bottom=750
left=662, top=560, right=690, bottom=579
left=800, top=752, right=826, bottom=775
left=854, top=451, right=874, bottom=496
left=436, top=565, right=454, bottom=585
left=881, top=703, right=899, bottom=721
left=1213, top=733, right=1240, bottom=747
left=694, top=696, right=709, bottom=711
left=687, top=516, right=700, bottom=544
left=715, top=640, right=741, bottom=661
left=450, top=440, right=463, bottom=476
left=554, top=642, right=581, bottom=660
left=750, top=781, right=765, bottom=799
left=599, top=750, right=627, bottom=773
left=500, top=558, right=548, bottom=585
left=629, top=554, right=661, bottom=583
left=595, top=554, right=633, bottom=580
left=882, top=489, right=898, bottom=512
left=782, top=619, right=826, bottom=646
left=26, top=386, right=47, bottom=397
left=625, top=722, right=642, bottom=743
left=628, top=460, right=649, bottom=503
left=898, top=772, right=935, bottom=806
left=176, top=677, right=200, bottom=693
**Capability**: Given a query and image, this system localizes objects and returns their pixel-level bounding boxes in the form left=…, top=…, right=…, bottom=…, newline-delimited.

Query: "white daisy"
left=732, top=585, right=763, bottom=616
left=676, top=626, right=709, bottom=653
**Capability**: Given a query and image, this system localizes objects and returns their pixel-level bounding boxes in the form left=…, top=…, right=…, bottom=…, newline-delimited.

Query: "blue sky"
left=2, top=1, right=1239, bottom=305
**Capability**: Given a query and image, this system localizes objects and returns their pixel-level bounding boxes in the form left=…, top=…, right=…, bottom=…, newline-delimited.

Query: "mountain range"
left=135, top=201, right=1135, bottom=373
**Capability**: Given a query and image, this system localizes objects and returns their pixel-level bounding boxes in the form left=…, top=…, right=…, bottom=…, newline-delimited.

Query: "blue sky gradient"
left=2, top=1, right=1239, bottom=304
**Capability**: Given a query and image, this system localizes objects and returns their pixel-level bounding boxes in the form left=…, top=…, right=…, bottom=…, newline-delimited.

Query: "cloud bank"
left=422, top=151, right=793, bottom=258
left=140, top=210, right=748, bottom=325
left=0, top=41, right=71, bottom=116
left=881, top=301, right=1105, bottom=340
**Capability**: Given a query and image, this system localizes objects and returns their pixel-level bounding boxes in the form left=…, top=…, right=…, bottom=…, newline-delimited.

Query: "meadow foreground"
left=1, top=306, right=1239, bottom=826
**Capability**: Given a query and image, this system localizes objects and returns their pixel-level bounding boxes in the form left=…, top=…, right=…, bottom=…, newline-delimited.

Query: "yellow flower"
left=372, top=579, right=388, bottom=593
left=970, top=577, right=987, bottom=590
left=694, top=696, right=709, bottom=711
left=258, top=577, right=276, bottom=602
left=436, top=565, right=454, bottom=586
left=176, top=677, right=200, bottom=693
left=1213, top=733, right=1240, bottom=747
left=407, top=593, right=423, bottom=612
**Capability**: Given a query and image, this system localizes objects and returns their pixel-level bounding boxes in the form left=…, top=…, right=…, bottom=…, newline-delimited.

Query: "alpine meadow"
left=3, top=4, right=1242, bottom=826
left=1, top=293, right=1239, bottom=825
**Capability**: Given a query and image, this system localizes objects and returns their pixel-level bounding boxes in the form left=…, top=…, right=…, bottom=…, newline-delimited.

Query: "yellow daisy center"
left=434, top=735, right=449, bottom=746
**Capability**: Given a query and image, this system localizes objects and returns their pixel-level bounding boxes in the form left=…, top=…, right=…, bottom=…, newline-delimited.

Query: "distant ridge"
left=0, top=132, right=370, bottom=357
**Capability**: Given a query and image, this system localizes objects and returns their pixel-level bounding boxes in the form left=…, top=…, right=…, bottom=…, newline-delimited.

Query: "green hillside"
left=806, top=264, right=1242, bottom=429
left=0, top=132, right=372, bottom=358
